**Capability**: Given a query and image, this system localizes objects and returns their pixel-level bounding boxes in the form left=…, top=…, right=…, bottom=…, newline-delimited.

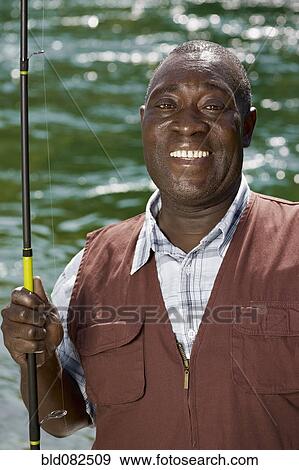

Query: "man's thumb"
left=33, top=276, right=49, bottom=303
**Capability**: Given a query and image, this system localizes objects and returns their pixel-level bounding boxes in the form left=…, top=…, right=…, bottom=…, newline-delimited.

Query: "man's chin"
left=162, top=182, right=218, bottom=206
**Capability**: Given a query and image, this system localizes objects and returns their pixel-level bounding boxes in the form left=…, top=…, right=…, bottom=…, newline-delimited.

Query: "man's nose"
left=171, top=108, right=209, bottom=136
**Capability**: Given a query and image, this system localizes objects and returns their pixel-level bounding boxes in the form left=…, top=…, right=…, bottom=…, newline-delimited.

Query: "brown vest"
left=68, top=191, right=299, bottom=449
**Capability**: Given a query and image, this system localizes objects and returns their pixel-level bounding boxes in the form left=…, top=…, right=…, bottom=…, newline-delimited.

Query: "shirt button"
left=188, top=329, right=196, bottom=340
left=185, top=265, right=192, bottom=274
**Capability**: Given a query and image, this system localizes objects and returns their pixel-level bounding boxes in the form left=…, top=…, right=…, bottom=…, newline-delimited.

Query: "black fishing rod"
left=20, top=0, right=40, bottom=450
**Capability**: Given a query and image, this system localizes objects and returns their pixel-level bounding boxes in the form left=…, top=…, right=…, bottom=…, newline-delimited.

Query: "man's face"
left=140, top=54, right=256, bottom=207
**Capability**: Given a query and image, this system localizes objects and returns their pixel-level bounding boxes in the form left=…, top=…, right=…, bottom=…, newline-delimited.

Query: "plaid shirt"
left=52, top=173, right=250, bottom=420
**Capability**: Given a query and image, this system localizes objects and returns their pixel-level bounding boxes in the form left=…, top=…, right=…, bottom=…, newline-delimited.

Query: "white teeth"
left=169, top=150, right=210, bottom=158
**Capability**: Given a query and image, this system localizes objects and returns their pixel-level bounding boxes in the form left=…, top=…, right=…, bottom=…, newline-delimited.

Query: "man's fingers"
left=10, top=277, right=50, bottom=310
left=4, top=318, right=47, bottom=341
left=1, top=305, right=46, bottom=327
left=33, top=276, right=50, bottom=304
left=11, top=286, right=46, bottom=309
left=13, top=338, right=46, bottom=354
left=1, top=279, right=61, bottom=368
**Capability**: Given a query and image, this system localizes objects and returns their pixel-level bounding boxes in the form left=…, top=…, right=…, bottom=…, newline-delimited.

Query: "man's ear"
left=242, top=106, right=257, bottom=148
left=140, top=104, right=145, bottom=123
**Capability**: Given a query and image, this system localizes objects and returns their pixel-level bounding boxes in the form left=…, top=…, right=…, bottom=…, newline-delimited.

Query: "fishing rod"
left=20, top=0, right=40, bottom=450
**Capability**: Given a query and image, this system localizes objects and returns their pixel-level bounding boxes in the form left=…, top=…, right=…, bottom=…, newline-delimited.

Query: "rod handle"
left=23, top=249, right=41, bottom=450
left=23, top=249, right=33, bottom=291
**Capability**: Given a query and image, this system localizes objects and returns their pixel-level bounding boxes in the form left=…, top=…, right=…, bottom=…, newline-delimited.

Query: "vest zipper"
left=176, top=341, right=190, bottom=389
left=176, top=341, right=195, bottom=447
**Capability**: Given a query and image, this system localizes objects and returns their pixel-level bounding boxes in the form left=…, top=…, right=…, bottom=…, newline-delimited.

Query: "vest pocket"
left=76, top=318, right=145, bottom=405
left=231, top=301, right=299, bottom=394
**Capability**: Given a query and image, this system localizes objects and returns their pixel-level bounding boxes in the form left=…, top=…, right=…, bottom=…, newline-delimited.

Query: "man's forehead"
left=156, top=51, right=224, bottom=77
left=149, top=80, right=233, bottom=99
left=149, top=53, right=235, bottom=96
left=148, top=67, right=235, bottom=100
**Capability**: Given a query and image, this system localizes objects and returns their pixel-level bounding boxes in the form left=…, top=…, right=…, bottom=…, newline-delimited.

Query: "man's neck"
left=156, top=178, right=241, bottom=253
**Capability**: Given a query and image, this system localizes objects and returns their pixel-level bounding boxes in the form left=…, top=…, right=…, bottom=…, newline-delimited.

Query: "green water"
left=0, top=0, right=298, bottom=449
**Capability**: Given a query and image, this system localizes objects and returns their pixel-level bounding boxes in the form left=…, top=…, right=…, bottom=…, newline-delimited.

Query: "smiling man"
left=140, top=41, right=256, bottom=253
left=1, top=40, right=299, bottom=450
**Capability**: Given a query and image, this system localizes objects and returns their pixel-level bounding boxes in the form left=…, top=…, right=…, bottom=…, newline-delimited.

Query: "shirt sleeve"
left=51, top=249, right=96, bottom=425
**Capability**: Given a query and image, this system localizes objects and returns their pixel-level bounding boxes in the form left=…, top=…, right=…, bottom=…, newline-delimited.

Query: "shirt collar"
left=130, top=173, right=250, bottom=275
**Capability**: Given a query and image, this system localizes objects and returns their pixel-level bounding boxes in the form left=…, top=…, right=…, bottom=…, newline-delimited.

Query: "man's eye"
left=204, top=104, right=224, bottom=111
left=157, top=103, right=175, bottom=109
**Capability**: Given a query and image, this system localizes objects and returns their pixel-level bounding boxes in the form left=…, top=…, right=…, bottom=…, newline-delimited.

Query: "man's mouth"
left=169, top=150, right=211, bottom=159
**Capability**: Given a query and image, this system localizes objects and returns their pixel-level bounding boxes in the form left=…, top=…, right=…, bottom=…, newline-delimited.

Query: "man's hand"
left=1, top=277, right=63, bottom=368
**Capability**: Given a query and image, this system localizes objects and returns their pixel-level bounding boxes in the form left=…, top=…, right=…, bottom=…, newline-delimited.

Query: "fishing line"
left=29, top=30, right=124, bottom=183
left=41, top=0, right=57, bottom=280
left=27, top=0, right=69, bottom=436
